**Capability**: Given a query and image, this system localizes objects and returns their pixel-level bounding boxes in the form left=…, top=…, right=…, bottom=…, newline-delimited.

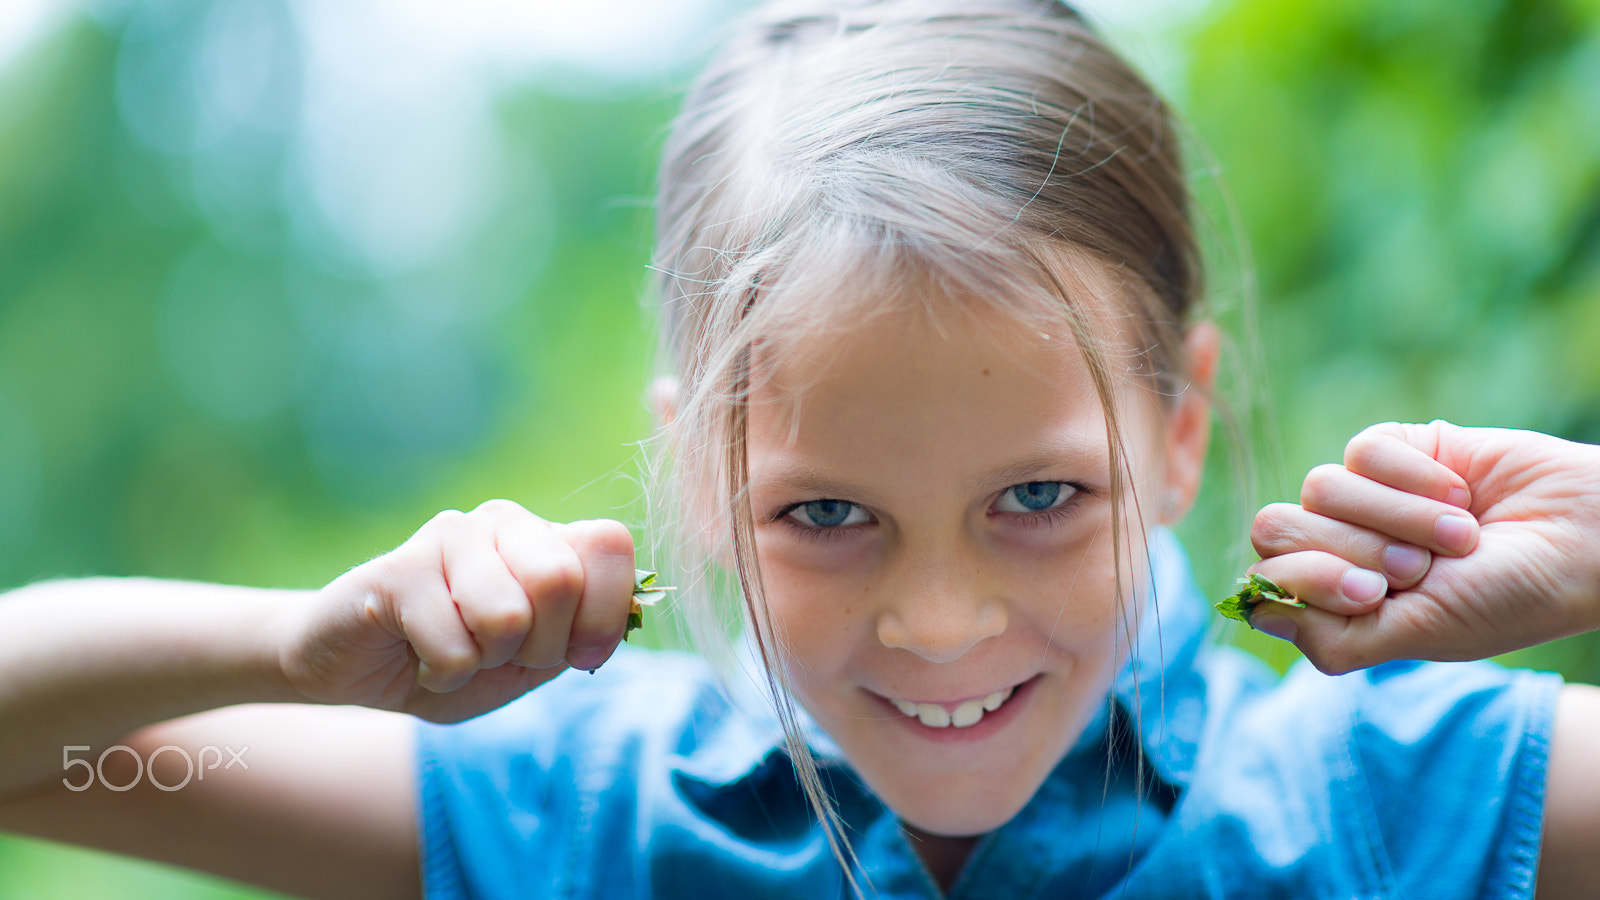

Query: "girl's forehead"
left=738, top=241, right=1170, bottom=432
left=748, top=301, right=1092, bottom=421
left=747, top=258, right=1115, bottom=392
left=743, top=301, right=1139, bottom=498
left=748, top=237, right=1136, bottom=353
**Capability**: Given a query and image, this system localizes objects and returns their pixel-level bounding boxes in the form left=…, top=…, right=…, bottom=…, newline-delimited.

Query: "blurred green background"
left=0, top=0, right=1595, bottom=895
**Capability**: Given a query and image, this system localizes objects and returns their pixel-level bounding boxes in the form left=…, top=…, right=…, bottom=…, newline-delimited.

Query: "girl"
left=4, top=0, right=1600, bottom=897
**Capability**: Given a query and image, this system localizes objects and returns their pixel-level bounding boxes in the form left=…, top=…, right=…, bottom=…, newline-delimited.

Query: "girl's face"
left=745, top=299, right=1204, bottom=837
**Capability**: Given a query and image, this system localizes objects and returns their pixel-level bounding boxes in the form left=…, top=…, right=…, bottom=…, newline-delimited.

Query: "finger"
left=1250, top=594, right=1445, bottom=675
left=491, top=513, right=586, bottom=670
left=384, top=545, right=482, bottom=692
left=1249, top=549, right=1389, bottom=617
left=1252, top=502, right=1432, bottom=588
left=1345, top=424, right=1472, bottom=509
left=439, top=518, right=534, bottom=671
left=551, top=519, right=636, bottom=672
left=1301, top=464, right=1479, bottom=556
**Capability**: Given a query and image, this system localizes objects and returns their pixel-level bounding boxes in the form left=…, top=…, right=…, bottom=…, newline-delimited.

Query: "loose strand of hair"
left=724, top=348, right=872, bottom=900
left=1037, top=256, right=1163, bottom=891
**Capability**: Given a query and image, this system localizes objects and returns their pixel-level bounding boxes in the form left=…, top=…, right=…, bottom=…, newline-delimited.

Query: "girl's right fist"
left=277, top=500, right=636, bottom=723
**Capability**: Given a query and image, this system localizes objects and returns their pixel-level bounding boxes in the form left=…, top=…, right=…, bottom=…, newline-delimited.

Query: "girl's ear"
left=1159, top=321, right=1220, bottom=525
left=648, top=375, right=680, bottom=428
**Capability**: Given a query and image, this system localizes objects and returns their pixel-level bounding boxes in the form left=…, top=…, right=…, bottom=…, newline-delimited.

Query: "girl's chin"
left=888, top=794, right=1026, bottom=838
left=860, top=750, right=1047, bottom=836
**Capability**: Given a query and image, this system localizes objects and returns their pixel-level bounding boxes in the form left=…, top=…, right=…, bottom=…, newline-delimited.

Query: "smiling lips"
left=890, top=685, right=1016, bottom=729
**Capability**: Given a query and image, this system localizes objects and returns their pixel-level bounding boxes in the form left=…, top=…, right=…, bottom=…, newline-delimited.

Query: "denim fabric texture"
left=417, top=530, right=1559, bottom=899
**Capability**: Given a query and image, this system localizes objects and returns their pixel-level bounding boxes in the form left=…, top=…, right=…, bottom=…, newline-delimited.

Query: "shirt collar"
left=671, top=527, right=1211, bottom=793
left=1095, top=526, right=1210, bottom=788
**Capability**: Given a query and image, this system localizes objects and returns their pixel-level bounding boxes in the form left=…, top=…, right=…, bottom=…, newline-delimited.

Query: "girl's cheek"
left=998, top=526, right=1079, bottom=556
left=757, top=529, right=877, bottom=574
left=995, top=512, right=1100, bottom=555
left=1003, top=535, right=1124, bottom=628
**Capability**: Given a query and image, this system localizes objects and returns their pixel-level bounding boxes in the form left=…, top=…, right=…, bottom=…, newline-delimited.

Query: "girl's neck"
left=901, top=823, right=981, bottom=894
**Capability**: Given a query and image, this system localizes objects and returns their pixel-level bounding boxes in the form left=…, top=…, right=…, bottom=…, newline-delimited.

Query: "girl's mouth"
left=887, top=682, right=1022, bottom=729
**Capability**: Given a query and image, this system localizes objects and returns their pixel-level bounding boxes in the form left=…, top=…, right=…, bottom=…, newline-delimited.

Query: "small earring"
left=1161, top=488, right=1183, bottom=520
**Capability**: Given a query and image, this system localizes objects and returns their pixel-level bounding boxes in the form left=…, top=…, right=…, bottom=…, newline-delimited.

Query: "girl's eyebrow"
left=753, top=461, right=887, bottom=507
left=978, top=441, right=1103, bottom=492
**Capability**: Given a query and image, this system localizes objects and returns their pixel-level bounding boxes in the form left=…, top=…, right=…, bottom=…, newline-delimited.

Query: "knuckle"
left=1304, top=638, right=1369, bottom=676
left=473, top=498, right=529, bottom=520
left=1343, top=430, right=1384, bottom=471
left=1302, top=645, right=1350, bottom=676
left=1251, top=503, right=1302, bottom=553
left=1300, top=464, right=1344, bottom=508
left=568, top=518, right=636, bottom=560
left=465, top=597, right=533, bottom=637
left=375, top=548, right=439, bottom=592
left=422, top=508, right=469, bottom=536
left=535, top=549, right=586, bottom=605
left=594, top=519, right=636, bottom=555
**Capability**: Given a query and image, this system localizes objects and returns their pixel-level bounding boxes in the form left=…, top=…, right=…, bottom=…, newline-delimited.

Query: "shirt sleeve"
left=1127, top=655, right=1561, bottom=900
left=413, top=650, right=716, bottom=900
left=415, top=669, right=611, bottom=900
left=1343, top=659, right=1560, bottom=899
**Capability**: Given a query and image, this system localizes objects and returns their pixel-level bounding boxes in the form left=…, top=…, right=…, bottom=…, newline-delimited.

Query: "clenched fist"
left=277, top=500, right=638, bottom=722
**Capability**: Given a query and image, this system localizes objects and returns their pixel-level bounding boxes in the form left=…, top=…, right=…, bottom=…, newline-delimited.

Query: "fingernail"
left=567, top=644, right=610, bottom=671
left=1341, top=566, right=1388, bottom=605
left=1251, top=613, right=1297, bottom=643
left=1446, top=487, right=1470, bottom=509
left=1381, top=544, right=1429, bottom=582
left=1435, top=514, right=1475, bottom=554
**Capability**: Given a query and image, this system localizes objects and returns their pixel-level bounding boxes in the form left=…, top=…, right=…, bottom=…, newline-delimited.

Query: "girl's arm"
left=0, top=579, right=302, bottom=800
left=1537, top=683, right=1600, bottom=899
left=0, top=699, right=419, bottom=899
left=0, top=581, right=416, bottom=899
left=0, top=501, right=639, bottom=899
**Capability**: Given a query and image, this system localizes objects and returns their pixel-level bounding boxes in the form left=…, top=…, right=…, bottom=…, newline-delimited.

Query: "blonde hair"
left=647, top=0, right=1201, bottom=885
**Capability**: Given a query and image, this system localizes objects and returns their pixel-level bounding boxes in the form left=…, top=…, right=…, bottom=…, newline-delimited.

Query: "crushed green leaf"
left=627, top=569, right=674, bottom=642
left=1215, top=573, right=1305, bottom=625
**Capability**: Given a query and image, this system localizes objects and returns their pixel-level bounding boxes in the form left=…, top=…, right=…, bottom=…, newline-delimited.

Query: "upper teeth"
left=892, top=686, right=1014, bottom=729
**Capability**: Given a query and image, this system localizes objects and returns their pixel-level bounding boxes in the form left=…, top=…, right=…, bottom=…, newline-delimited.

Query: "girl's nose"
left=875, top=578, right=1008, bottom=664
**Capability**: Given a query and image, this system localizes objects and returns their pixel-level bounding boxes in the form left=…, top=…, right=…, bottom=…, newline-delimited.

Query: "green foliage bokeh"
left=0, top=0, right=1595, bottom=895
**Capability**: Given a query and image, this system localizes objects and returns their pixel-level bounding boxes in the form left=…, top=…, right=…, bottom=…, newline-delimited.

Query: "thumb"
left=405, top=660, right=566, bottom=724
left=1248, top=604, right=1413, bottom=675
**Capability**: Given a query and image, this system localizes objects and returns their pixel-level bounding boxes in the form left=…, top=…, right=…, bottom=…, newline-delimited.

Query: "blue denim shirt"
left=416, top=531, right=1559, bottom=899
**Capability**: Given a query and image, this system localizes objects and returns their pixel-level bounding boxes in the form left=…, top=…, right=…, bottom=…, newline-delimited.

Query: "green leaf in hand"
left=1215, top=573, right=1305, bottom=625
left=627, top=569, right=674, bottom=642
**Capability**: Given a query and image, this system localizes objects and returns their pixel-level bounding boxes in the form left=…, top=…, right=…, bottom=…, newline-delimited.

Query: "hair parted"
left=643, top=0, right=1204, bottom=887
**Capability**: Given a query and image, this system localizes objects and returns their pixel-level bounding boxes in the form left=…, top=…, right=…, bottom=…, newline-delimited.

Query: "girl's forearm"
left=0, top=578, right=306, bottom=801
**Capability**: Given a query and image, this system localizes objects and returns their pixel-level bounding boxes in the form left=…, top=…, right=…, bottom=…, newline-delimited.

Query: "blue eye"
left=996, top=481, right=1073, bottom=513
left=790, top=499, right=866, bottom=529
